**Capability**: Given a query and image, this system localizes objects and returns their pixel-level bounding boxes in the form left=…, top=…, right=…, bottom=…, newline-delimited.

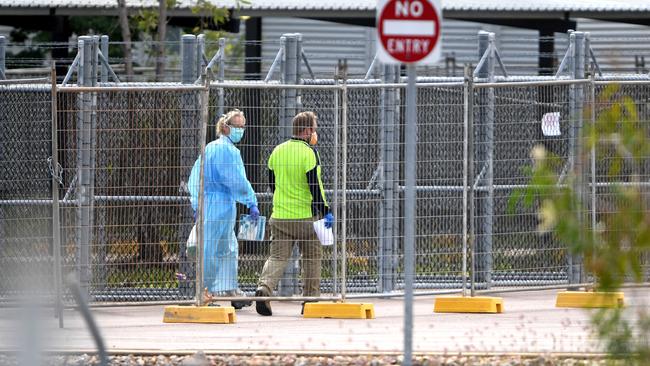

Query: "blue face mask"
left=229, top=127, right=245, bottom=143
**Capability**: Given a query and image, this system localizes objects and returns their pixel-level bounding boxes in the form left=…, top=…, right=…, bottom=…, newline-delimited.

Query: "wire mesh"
left=476, top=82, right=575, bottom=287
left=593, top=81, right=650, bottom=281
left=3, top=69, right=650, bottom=305
left=0, top=83, right=54, bottom=304
left=55, top=85, right=203, bottom=302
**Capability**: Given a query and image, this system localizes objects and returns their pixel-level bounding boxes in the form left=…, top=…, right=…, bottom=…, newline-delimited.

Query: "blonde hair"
left=216, top=109, right=245, bottom=136
left=292, top=111, right=317, bottom=136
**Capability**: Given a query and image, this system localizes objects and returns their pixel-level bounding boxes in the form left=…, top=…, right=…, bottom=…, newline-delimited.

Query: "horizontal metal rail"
left=57, top=85, right=206, bottom=92
left=594, top=79, right=650, bottom=85
left=3, top=181, right=648, bottom=206
left=344, top=282, right=650, bottom=300
left=0, top=78, right=49, bottom=85
left=474, top=79, right=591, bottom=89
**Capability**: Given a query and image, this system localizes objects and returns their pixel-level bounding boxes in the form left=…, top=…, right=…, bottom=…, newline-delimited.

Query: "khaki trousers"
left=258, top=217, right=322, bottom=297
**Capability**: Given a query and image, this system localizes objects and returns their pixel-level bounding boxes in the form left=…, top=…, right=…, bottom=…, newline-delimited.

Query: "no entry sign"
left=376, top=0, right=441, bottom=64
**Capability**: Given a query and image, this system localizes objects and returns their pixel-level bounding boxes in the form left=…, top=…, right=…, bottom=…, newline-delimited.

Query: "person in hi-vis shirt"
left=255, top=111, right=334, bottom=316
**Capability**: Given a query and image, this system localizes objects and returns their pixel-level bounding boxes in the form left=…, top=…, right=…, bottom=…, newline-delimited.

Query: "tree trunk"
left=117, top=0, right=134, bottom=81
left=155, top=0, right=167, bottom=81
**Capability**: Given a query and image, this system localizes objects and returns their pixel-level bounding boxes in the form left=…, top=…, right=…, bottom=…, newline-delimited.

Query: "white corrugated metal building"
left=1, top=0, right=649, bottom=77
left=259, top=17, right=650, bottom=78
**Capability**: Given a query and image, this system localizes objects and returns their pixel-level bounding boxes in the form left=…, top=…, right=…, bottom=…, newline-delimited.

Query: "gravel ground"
left=0, top=352, right=612, bottom=366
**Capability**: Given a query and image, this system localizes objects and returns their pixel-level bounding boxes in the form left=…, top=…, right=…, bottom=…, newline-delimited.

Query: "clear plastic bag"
left=237, top=214, right=266, bottom=241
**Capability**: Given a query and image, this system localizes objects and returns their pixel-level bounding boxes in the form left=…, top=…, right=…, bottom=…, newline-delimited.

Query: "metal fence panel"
left=0, top=84, right=54, bottom=304
left=56, top=85, right=203, bottom=303
left=593, top=81, right=650, bottom=281
left=485, top=82, right=574, bottom=286
left=3, top=73, right=650, bottom=305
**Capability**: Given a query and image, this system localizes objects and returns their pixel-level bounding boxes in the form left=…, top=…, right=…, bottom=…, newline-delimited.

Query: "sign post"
left=376, top=1, right=441, bottom=365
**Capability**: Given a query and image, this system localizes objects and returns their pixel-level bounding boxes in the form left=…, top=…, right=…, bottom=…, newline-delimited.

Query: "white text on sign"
left=377, top=0, right=442, bottom=64
left=395, top=1, right=424, bottom=17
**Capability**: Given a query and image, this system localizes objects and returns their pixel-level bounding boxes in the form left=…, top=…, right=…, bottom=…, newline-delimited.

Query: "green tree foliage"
left=510, top=84, right=650, bottom=363
left=133, top=0, right=177, bottom=37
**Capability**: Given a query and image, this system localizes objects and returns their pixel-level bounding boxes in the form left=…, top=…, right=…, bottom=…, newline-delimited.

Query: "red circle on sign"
left=378, top=0, right=440, bottom=63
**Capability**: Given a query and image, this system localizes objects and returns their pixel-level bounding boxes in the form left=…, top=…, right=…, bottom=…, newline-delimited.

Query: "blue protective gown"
left=188, top=135, right=257, bottom=293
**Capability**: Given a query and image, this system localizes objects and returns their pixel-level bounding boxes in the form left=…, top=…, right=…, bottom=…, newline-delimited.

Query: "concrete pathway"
left=1, top=289, right=647, bottom=354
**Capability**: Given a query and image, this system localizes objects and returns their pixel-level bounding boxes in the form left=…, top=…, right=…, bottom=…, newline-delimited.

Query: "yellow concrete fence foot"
left=555, top=291, right=624, bottom=308
left=303, top=302, right=375, bottom=319
left=434, top=296, right=504, bottom=313
left=163, top=305, right=236, bottom=324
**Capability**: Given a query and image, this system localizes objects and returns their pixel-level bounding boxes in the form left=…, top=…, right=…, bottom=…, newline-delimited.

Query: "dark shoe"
left=231, top=300, right=252, bottom=310
left=229, top=289, right=252, bottom=310
left=255, top=287, right=272, bottom=316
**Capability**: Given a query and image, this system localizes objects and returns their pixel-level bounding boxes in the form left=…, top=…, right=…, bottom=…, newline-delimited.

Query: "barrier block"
left=163, top=305, right=236, bottom=324
left=303, top=302, right=375, bottom=319
left=434, top=296, right=504, bottom=313
left=555, top=291, right=624, bottom=308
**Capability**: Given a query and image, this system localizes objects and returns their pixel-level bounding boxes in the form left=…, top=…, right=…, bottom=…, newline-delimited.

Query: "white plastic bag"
left=542, top=112, right=561, bottom=137
left=186, top=224, right=197, bottom=258
left=313, top=219, right=334, bottom=246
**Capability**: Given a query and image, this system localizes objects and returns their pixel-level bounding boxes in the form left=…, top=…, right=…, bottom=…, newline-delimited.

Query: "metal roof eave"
left=233, top=8, right=373, bottom=18
left=1, top=5, right=650, bottom=22
left=448, top=10, right=650, bottom=20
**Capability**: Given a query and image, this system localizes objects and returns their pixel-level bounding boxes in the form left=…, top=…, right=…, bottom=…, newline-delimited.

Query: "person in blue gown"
left=188, top=109, right=259, bottom=309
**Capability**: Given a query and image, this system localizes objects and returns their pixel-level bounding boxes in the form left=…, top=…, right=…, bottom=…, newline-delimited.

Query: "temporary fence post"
left=379, top=64, right=397, bottom=292
left=76, top=36, right=94, bottom=302
left=91, top=36, right=99, bottom=86
left=278, top=33, right=300, bottom=296
left=180, top=34, right=197, bottom=299
left=182, top=35, right=198, bottom=84
left=484, top=33, right=496, bottom=289
left=89, top=36, right=101, bottom=293
left=296, top=34, right=303, bottom=109
left=333, top=86, right=339, bottom=295
left=462, top=64, right=474, bottom=297
left=100, top=35, right=109, bottom=83
left=196, top=34, right=205, bottom=80
left=195, top=75, right=209, bottom=306
left=588, top=58, right=598, bottom=285
left=96, top=35, right=109, bottom=289
left=474, top=30, right=493, bottom=288
left=278, top=36, right=287, bottom=136
left=474, top=31, right=488, bottom=292
left=589, top=50, right=597, bottom=243
left=568, top=32, right=586, bottom=287
left=51, top=63, right=64, bottom=327
left=0, top=36, right=6, bottom=80
left=217, top=37, right=225, bottom=118
left=378, top=64, right=387, bottom=293
left=392, top=65, right=401, bottom=292
left=282, top=33, right=298, bottom=139
left=340, top=60, right=348, bottom=301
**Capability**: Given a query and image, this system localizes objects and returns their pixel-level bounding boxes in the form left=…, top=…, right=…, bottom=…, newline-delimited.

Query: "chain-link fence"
left=54, top=84, right=204, bottom=303
left=2, top=31, right=650, bottom=312
left=0, top=79, right=54, bottom=305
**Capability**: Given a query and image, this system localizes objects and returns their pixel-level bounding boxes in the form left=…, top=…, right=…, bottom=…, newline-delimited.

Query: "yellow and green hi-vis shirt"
left=268, top=138, right=330, bottom=219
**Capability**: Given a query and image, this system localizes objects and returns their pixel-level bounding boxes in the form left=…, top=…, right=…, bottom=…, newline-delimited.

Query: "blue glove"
left=324, top=212, right=334, bottom=229
left=249, top=205, right=260, bottom=221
